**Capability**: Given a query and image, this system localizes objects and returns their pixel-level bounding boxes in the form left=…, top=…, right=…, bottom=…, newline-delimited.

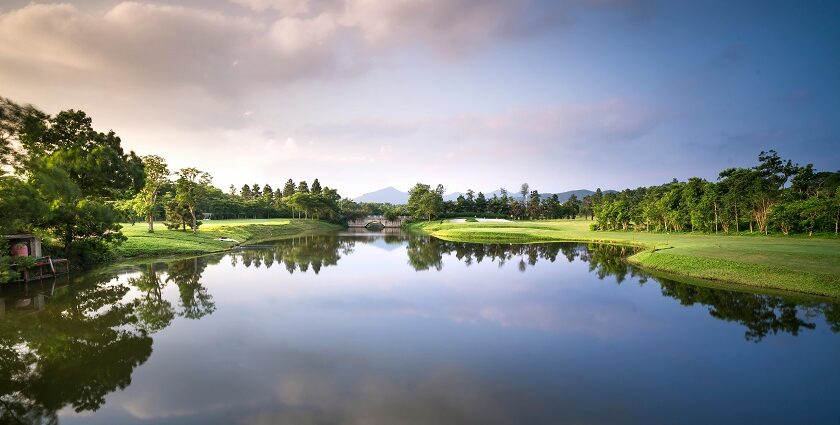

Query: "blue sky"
left=1, top=0, right=838, bottom=197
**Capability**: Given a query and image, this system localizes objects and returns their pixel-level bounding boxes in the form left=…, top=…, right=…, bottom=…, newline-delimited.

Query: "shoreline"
left=116, top=219, right=343, bottom=259
left=410, top=219, right=840, bottom=298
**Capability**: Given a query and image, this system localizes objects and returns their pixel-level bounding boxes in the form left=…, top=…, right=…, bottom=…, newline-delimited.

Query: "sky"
left=1, top=0, right=838, bottom=198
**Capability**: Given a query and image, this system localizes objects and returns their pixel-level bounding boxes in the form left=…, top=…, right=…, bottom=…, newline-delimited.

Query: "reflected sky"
left=2, top=233, right=839, bottom=424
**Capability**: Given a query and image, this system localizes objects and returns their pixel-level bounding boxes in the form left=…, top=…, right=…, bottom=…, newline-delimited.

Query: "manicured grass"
left=412, top=219, right=840, bottom=298
left=117, top=219, right=342, bottom=258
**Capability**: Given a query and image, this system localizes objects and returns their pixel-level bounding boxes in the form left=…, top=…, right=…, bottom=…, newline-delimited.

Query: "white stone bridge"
left=347, top=215, right=409, bottom=228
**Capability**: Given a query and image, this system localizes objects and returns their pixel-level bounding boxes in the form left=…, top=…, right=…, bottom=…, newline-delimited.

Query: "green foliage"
left=0, top=238, right=18, bottom=283
left=588, top=151, right=839, bottom=235
left=173, top=167, right=211, bottom=233
left=407, top=183, right=444, bottom=221
left=0, top=175, right=47, bottom=233
left=134, top=155, right=170, bottom=232
left=0, top=97, right=147, bottom=270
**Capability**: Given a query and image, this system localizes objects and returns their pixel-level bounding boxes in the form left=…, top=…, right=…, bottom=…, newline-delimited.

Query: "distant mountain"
left=353, top=187, right=408, bottom=204
left=484, top=189, right=605, bottom=203
left=443, top=192, right=464, bottom=202
left=353, top=188, right=473, bottom=204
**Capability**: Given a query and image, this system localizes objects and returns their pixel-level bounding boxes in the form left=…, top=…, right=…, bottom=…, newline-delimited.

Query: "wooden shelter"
left=3, top=234, right=69, bottom=282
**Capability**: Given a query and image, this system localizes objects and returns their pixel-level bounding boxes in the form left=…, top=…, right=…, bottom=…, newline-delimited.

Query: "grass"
left=117, top=219, right=342, bottom=258
left=411, top=219, right=840, bottom=298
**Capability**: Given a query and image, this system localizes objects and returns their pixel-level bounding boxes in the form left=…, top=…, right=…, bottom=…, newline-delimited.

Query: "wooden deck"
left=14, top=257, right=70, bottom=282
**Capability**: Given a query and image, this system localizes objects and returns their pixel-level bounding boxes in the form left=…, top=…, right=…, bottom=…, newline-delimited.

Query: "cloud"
left=230, top=0, right=312, bottom=14
left=455, top=98, right=662, bottom=145
left=0, top=2, right=353, bottom=94
left=340, top=0, right=536, bottom=54
left=0, top=1, right=566, bottom=97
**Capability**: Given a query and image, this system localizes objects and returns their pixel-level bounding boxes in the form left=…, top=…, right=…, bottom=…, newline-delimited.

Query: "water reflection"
left=405, top=235, right=839, bottom=342
left=0, top=276, right=153, bottom=424
left=406, top=234, right=642, bottom=282
left=1, top=233, right=838, bottom=423
left=230, top=235, right=356, bottom=274
left=0, top=257, right=218, bottom=423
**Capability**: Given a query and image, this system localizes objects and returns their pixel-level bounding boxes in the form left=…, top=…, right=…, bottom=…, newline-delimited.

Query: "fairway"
left=117, top=219, right=342, bottom=258
left=414, top=219, right=840, bottom=297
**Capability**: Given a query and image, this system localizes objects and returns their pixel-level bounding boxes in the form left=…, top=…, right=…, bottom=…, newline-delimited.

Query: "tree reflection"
left=657, top=280, right=825, bottom=342
left=0, top=276, right=153, bottom=423
left=231, top=235, right=356, bottom=275
left=0, top=254, right=220, bottom=422
left=127, top=263, right=175, bottom=332
left=166, top=257, right=215, bottom=320
left=404, top=236, right=839, bottom=342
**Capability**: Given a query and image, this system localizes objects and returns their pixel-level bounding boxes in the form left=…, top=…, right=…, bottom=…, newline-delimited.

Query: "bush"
left=0, top=238, right=19, bottom=283
left=465, top=217, right=478, bottom=222
left=589, top=222, right=600, bottom=231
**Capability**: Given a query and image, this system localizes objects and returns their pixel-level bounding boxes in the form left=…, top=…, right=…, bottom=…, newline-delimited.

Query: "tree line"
left=0, top=96, right=346, bottom=280
left=122, top=168, right=345, bottom=231
left=589, top=151, right=840, bottom=235
left=405, top=182, right=585, bottom=221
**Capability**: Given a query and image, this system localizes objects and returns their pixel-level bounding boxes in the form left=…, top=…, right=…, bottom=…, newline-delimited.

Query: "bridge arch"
left=346, top=215, right=409, bottom=229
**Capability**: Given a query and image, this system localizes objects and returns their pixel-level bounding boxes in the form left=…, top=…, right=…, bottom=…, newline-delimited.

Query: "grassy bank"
left=411, top=219, right=840, bottom=298
left=117, top=219, right=342, bottom=258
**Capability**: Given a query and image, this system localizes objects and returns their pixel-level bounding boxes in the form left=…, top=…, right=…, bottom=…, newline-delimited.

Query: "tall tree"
left=240, top=184, right=252, bottom=200
left=174, top=168, right=211, bottom=233
left=311, top=178, right=322, bottom=194
left=527, top=190, right=541, bottom=219
left=297, top=180, right=309, bottom=193
left=475, top=192, right=487, bottom=213
left=283, top=179, right=296, bottom=197
left=407, top=183, right=443, bottom=221
left=134, top=155, right=170, bottom=233
left=262, top=184, right=273, bottom=203
left=520, top=183, right=529, bottom=206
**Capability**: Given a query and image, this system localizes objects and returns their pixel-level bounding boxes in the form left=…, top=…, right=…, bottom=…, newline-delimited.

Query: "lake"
left=1, top=230, right=839, bottom=424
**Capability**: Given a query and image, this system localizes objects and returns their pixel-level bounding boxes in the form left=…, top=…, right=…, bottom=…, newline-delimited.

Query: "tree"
left=24, top=109, right=145, bottom=199
left=475, top=192, right=487, bottom=213
left=520, top=183, right=529, bottom=206
left=564, top=194, right=581, bottom=219
left=835, top=187, right=840, bottom=234
left=407, top=183, right=443, bottom=221
left=174, top=168, right=211, bottom=233
left=465, top=189, right=475, bottom=212
left=311, top=178, right=322, bottom=194
left=134, top=155, right=169, bottom=233
left=240, top=184, right=252, bottom=200
left=262, top=184, right=273, bottom=203
left=283, top=179, right=296, bottom=197
left=297, top=180, right=309, bottom=193
left=527, top=190, right=541, bottom=219
left=1, top=96, right=47, bottom=169
left=455, top=194, right=467, bottom=212
left=543, top=194, right=561, bottom=219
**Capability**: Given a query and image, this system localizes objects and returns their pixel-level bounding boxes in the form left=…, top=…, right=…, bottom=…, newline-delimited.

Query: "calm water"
left=2, top=230, right=839, bottom=424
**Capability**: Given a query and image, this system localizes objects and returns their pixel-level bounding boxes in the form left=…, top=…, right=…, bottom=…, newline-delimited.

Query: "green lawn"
left=412, top=219, right=840, bottom=298
left=117, top=219, right=342, bottom=258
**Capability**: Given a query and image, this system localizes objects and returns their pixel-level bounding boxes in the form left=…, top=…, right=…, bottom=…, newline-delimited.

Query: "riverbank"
left=411, top=219, right=840, bottom=298
left=117, top=219, right=342, bottom=258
